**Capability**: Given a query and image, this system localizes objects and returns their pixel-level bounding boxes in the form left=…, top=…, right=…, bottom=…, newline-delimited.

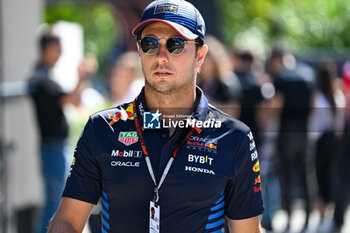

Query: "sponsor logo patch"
left=255, top=175, right=261, bottom=185
left=205, top=143, right=217, bottom=150
left=185, top=166, right=215, bottom=175
left=253, top=161, right=260, bottom=172
left=254, top=185, right=262, bottom=193
left=118, top=131, right=138, bottom=146
left=250, top=141, right=256, bottom=151
left=188, top=154, right=214, bottom=165
left=247, top=132, right=254, bottom=141
left=111, top=161, right=140, bottom=167
left=138, top=103, right=145, bottom=117
left=68, top=152, right=77, bottom=177
left=251, top=150, right=258, bottom=161
left=110, top=150, right=142, bottom=158
left=248, top=131, right=259, bottom=161
left=154, top=3, right=179, bottom=14
left=108, top=104, right=134, bottom=125
left=186, top=136, right=217, bottom=153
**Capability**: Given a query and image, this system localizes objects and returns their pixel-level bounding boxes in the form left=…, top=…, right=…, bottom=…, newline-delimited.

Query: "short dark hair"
left=39, top=34, right=60, bottom=53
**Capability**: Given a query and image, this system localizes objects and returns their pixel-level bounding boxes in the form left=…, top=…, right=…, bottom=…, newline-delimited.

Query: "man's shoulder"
left=29, top=68, right=61, bottom=93
left=207, top=104, right=250, bottom=135
left=90, top=102, right=135, bottom=125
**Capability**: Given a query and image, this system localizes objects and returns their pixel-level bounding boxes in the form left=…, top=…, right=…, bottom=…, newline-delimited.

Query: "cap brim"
left=132, top=19, right=198, bottom=41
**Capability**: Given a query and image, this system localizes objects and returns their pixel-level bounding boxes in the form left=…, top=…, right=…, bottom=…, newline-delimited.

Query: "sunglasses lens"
left=140, top=37, right=187, bottom=55
left=167, top=37, right=185, bottom=54
left=140, top=37, right=159, bottom=54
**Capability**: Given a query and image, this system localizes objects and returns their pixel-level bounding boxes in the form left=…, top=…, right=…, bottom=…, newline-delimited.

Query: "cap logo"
left=154, top=3, right=179, bottom=14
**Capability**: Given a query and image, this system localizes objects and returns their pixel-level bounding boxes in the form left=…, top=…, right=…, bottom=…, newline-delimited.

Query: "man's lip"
left=154, top=71, right=172, bottom=76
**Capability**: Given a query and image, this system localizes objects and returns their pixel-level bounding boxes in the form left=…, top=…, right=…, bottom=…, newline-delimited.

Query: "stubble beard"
left=142, top=60, right=197, bottom=96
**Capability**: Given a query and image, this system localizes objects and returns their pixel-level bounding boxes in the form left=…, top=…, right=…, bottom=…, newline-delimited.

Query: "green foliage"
left=217, top=0, right=350, bottom=53
left=45, top=2, right=117, bottom=73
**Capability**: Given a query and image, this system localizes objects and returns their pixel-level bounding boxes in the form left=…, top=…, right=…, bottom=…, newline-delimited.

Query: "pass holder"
left=150, top=200, right=160, bottom=233
left=132, top=100, right=196, bottom=233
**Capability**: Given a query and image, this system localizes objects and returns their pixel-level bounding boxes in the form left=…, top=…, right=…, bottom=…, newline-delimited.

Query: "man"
left=29, top=34, right=89, bottom=233
left=266, top=47, right=314, bottom=232
left=48, top=1, right=264, bottom=232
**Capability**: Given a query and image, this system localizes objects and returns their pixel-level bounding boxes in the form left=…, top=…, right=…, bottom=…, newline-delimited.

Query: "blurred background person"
left=232, top=49, right=265, bottom=147
left=108, top=51, right=144, bottom=107
left=197, top=35, right=241, bottom=117
left=266, top=47, right=315, bottom=232
left=231, top=48, right=279, bottom=232
left=255, top=70, right=281, bottom=232
left=66, top=54, right=104, bottom=149
left=332, top=61, right=350, bottom=232
left=308, top=60, right=345, bottom=231
left=28, top=33, right=91, bottom=233
left=196, top=35, right=241, bottom=233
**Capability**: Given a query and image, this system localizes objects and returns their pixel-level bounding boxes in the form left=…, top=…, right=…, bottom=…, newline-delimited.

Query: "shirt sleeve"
left=63, top=117, right=102, bottom=204
left=225, top=130, right=264, bottom=220
left=41, top=78, right=66, bottom=103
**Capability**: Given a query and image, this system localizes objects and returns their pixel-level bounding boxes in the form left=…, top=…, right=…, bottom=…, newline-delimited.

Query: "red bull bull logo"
left=205, top=143, right=217, bottom=150
left=255, top=175, right=261, bottom=185
left=108, top=104, right=134, bottom=125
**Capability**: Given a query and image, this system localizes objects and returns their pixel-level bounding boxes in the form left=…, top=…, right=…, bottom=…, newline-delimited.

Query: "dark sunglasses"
left=138, top=36, right=198, bottom=55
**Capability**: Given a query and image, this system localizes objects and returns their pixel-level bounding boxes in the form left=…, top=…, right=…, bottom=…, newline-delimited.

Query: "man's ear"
left=136, top=42, right=141, bottom=57
left=195, top=45, right=208, bottom=70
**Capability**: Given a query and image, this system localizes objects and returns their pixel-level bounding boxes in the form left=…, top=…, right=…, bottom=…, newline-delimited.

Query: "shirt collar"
left=135, top=86, right=209, bottom=129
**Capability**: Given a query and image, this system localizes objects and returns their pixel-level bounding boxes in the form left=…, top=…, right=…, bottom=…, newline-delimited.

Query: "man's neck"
left=144, top=84, right=197, bottom=117
left=39, top=58, right=53, bottom=68
left=144, top=84, right=198, bottom=136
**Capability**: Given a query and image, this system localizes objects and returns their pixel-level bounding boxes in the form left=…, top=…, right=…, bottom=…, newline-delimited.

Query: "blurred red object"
left=342, top=61, right=350, bottom=94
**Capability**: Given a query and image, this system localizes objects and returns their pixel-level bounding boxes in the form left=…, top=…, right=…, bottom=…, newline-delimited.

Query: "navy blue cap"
left=132, top=0, right=206, bottom=43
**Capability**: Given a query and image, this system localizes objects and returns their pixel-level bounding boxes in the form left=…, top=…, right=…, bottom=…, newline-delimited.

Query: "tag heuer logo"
left=118, top=131, right=138, bottom=146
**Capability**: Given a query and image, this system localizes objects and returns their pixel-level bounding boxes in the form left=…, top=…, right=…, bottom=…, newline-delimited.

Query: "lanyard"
left=133, top=100, right=195, bottom=203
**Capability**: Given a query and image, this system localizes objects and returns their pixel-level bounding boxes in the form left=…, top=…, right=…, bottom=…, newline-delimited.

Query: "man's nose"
left=155, top=40, right=169, bottom=64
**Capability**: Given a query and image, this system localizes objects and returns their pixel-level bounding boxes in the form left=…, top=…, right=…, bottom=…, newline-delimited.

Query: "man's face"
left=138, top=22, right=207, bottom=94
left=43, top=42, right=62, bottom=67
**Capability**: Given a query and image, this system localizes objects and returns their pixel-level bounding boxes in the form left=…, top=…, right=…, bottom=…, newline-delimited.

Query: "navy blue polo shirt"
left=63, top=87, right=264, bottom=233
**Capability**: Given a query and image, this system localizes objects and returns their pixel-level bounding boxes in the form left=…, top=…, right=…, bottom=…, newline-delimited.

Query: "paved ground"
left=269, top=206, right=350, bottom=233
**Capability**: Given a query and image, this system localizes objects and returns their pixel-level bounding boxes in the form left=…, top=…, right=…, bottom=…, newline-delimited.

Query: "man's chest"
left=94, top=129, right=233, bottom=203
